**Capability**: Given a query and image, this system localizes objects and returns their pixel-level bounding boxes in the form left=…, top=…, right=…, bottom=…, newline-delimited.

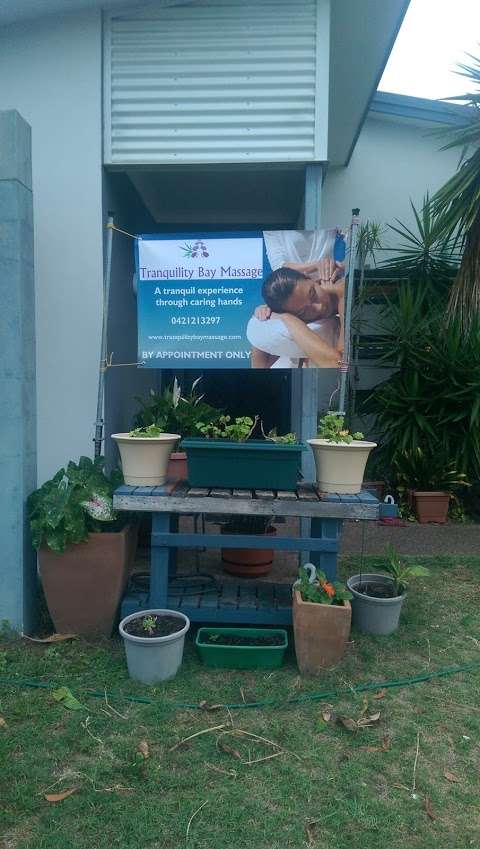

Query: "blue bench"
left=113, top=483, right=379, bottom=625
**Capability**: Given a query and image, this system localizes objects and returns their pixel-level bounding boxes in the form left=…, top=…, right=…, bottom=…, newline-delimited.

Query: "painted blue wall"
left=0, top=110, right=38, bottom=632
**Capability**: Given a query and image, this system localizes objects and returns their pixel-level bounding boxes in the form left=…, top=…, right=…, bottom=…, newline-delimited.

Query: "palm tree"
left=430, top=55, right=480, bottom=329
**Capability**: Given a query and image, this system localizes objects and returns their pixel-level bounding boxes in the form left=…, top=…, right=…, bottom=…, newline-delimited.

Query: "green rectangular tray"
left=181, top=439, right=306, bottom=490
left=195, top=627, right=288, bottom=669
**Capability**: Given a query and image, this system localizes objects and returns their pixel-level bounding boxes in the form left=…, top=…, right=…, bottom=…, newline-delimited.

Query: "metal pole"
left=94, top=212, right=114, bottom=458
left=338, top=208, right=360, bottom=415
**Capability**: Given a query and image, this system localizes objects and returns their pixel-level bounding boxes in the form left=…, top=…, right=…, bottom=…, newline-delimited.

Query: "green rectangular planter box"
left=196, top=627, right=288, bottom=669
left=181, top=439, right=306, bottom=490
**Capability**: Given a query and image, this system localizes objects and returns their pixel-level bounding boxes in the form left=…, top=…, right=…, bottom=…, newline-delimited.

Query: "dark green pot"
left=181, top=439, right=306, bottom=490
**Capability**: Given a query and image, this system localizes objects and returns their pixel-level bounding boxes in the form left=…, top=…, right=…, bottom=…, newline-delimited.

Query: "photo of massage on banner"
left=136, top=228, right=347, bottom=369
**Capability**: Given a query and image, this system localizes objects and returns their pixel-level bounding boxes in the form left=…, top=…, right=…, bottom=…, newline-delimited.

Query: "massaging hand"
left=315, top=258, right=344, bottom=284
left=254, top=304, right=272, bottom=321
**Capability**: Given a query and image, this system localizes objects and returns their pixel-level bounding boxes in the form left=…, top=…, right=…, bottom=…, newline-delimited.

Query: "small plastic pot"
left=119, top=609, right=190, bottom=683
left=346, top=574, right=405, bottom=636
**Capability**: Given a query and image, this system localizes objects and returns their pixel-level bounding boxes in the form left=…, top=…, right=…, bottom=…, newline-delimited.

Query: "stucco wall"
left=0, top=10, right=103, bottom=483
left=323, top=114, right=460, bottom=235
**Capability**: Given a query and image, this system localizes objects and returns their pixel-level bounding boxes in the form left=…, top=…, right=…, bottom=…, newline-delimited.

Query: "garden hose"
left=0, top=658, right=479, bottom=711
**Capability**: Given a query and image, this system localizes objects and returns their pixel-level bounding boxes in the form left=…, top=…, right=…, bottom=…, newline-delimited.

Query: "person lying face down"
left=248, top=263, right=345, bottom=368
left=262, top=266, right=340, bottom=323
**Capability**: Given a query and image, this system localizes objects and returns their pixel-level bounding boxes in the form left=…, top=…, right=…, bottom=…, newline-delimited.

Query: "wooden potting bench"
left=114, top=483, right=379, bottom=625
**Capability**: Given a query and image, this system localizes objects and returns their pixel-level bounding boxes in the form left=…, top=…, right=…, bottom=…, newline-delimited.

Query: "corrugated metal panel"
left=104, top=0, right=322, bottom=165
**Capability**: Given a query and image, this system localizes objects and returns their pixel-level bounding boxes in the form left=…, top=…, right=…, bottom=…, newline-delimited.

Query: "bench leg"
left=149, top=512, right=177, bottom=608
left=310, top=518, right=342, bottom=581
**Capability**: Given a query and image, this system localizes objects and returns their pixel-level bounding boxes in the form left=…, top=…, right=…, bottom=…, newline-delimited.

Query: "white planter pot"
left=112, top=432, right=181, bottom=486
left=119, top=609, right=190, bottom=683
left=307, top=439, right=377, bottom=494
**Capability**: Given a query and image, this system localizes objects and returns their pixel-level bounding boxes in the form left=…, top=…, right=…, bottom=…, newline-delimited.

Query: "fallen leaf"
left=443, top=769, right=460, bottom=783
left=0, top=717, right=7, bottom=729
left=217, top=739, right=241, bottom=760
left=305, top=820, right=317, bottom=845
left=373, top=688, right=387, bottom=700
left=338, top=716, right=358, bottom=732
left=357, top=711, right=381, bottom=728
left=44, top=788, right=76, bottom=803
left=423, top=795, right=436, bottom=821
left=322, top=711, right=331, bottom=722
left=52, top=687, right=84, bottom=711
left=137, top=740, right=149, bottom=759
left=23, top=633, right=76, bottom=643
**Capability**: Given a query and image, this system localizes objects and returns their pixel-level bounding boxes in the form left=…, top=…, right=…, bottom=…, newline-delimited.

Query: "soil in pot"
left=354, top=581, right=397, bottom=599
left=199, top=633, right=285, bottom=647
left=123, top=614, right=184, bottom=638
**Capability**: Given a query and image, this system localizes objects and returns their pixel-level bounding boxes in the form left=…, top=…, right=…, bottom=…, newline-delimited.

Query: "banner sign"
left=136, top=229, right=346, bottom=369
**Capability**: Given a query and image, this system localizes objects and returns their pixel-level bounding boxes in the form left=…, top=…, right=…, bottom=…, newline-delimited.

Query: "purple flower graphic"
left=180, top=239, right=210, bottom=259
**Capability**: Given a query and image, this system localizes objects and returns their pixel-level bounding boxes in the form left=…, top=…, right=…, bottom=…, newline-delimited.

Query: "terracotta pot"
left=307, top=439, right=377, bottom=494
left=293, top=590, right=351, bottom=673
left=221, top=527, right=276, bottom=577
left=167, top=451, right=188, bottom=482
left=414, top=491, right=450, bottom=524
left=111, top=432, right=181, bottom=486
left=38, top=525, right=138, bottom=637
left=364, top=480, right=386, bottom=501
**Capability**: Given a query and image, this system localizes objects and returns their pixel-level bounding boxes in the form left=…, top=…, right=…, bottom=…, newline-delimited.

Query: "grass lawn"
left=1, top=554, right=479, bottom=849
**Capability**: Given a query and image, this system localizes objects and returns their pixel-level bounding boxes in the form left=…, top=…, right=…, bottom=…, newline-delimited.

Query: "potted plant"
left=392, top=447, right=469, bottom=524
left=28, top=456, right=137, bottom=636
left=307, top=412, right=377, bottom=494
left=196, top=626, right=288, bottom=669
left=111, top=424, right=181, bottom=487
left=133, top=377, right=223, bottom=482
left=219, top=514, right=276, bottom=577
left=292, top=564, right=352, bottom=673
left=119, top=609, right=190, bottom=683
left=182, top=416, right=305, bottom=490
left=346, top=545, right=430, bottom=635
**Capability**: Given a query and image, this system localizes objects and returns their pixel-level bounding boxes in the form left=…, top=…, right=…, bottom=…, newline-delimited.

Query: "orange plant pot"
left=38, top=525, right=138, bottom=636
left=167, top=451, right=188, bottom=483
left=293, top=590, right=351, bottom=673
left=221, top=527, right=276, bottom=577
left=414, top=491, right=450, bottom=524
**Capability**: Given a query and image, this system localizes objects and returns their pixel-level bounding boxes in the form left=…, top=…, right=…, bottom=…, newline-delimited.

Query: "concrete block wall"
left=0, top=110, right=37, bottom=632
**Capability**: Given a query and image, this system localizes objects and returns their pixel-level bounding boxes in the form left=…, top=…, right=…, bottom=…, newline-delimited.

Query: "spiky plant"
left=430, top=55, right=480, bottom=329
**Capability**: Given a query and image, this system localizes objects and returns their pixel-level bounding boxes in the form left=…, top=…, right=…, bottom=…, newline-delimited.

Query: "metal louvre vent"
left=104, top=0, right=320, bottom=165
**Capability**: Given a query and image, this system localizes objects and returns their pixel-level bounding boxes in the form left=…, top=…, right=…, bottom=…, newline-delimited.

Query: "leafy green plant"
left=27, top=456, right=126, bottom=553
left=365, top=285, right=480, bottom=485
left=295, top=565, right=352, bottom=605
left=260, top=423, right=297, bottom=445
left=381, top=196, right=459, bottom=290
left=142, top=616, right=157, bottom=635
left=317, top=412, right=364, bottom=444
left=381, top=545, right=430, bottom=595
left=133, top=377, right=222, bottom=437
left=196, top=415, right=259, bottom=442
left=129, top=424, right=168, bottom=438
left=392, top=447, right=470, bottom=495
